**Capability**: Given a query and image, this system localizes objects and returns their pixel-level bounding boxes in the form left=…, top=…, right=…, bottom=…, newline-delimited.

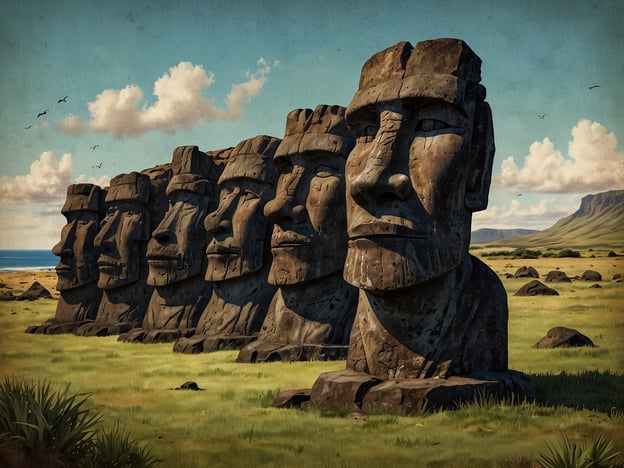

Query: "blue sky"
left=1, top=0, right=622, bottom=248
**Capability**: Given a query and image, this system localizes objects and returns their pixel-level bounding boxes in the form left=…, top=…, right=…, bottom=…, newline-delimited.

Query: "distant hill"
left=486, top=190, right=624, bottom=249
left=471, top=228, right=539, bottom=244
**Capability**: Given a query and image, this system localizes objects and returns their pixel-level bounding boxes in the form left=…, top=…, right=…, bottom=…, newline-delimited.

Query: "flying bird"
left=537, top=113, right=545, bottom=119
left=91, top=145, right=99, bottom=150
left=24, top=125, right=32, bottom=129
left=57, top=96, right=68, bottom=103
left=37, top=110, right=49, bottom=118
left=92, top=162, right=103, bottom=169
left=589, top=84, right=601, bottom=90
left=517, top=193, right=523, bottom=197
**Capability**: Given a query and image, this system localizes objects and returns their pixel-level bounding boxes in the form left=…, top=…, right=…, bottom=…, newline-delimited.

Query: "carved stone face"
left=53, top=184, right=103, bottom=291
left=203, top=136, right=279, bottom=282
left=53, top=211, right=100, bottom=291
left=95, top=197, right=150, bottom=289
left=266, top=151, right=347, bottom=284
left=204, top=178, right=274, bottom=281
left=147, top=189, right=211, bottom=286
left=343, top=39, right=494, bottom=293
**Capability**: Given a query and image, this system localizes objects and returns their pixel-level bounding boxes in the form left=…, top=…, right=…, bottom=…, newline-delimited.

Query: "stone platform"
left=236, top=341, right=349, bottom=363
left=274, top=369, right=534, bottom=416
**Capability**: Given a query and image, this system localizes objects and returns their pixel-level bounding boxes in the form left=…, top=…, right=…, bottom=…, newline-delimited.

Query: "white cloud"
left=0, top=204, right=65, bottom=249
left=472, top=196, right=581, bottom=230
left=493, top=120, right=624, bottom=193
left=0, top=152, right=74, bottom=205
left=0, top=152, right=110, bottom=207
left=60, top=59, right=278, bottom=139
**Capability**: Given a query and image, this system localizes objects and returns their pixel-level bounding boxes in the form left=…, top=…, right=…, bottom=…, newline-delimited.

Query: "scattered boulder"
left=0, top=290, right=15, bottom=301
left=581, top=270, right=602, bottom=282
left=15, top=282, right=52, bottom=301
left=175, top=381, right=203, bottom=391
left=534, top=326, right=594, bottom=348
left=514, top=280, right=559, bottom=296
left=273, top=389, right=311, bottom=408
left=513, top=266, right=539, bottom=279
left=613, top=273, right=622, bottom=280
left=504, top=273, right=514, bottom=279
left=545, top=270, right=571, bottom=283
left=589, top=284, right=602, bottom=289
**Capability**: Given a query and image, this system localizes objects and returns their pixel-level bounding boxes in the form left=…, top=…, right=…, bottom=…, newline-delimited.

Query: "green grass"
left=1, top=255, right=623, bottom=467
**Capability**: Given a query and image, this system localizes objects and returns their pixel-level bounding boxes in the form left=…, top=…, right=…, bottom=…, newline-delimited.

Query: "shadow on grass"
left=531, top=370, right=624, bottom=412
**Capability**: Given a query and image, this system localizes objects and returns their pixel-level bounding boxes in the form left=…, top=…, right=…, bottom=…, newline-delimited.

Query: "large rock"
left=514, top=280, right=559, bottom=296
left=581, top=270, right=602, bottom=281
left=534, top=326, right=594, bottom=348
left=513, top=266, right=539, bottom=279
left=16, top=281, right=52, bottom=301
left=545, top=270, right=571, bottom=283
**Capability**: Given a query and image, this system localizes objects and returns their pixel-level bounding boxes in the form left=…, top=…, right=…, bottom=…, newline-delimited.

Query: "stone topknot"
left=276, top=104, right=355, bottom=159
left=349, top=38, right=485, bottom=117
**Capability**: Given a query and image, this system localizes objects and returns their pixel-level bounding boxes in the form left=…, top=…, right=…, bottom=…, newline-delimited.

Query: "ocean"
left=0, top=249, right=58, bottom=271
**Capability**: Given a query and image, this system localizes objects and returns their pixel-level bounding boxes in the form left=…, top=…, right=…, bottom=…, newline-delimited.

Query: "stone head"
left=204, top=135, right=280, bottom=282
left=52, top=183, right=105, bottom=291
left=343, top=39, right=495, bottom=293
left=94, top=171, right=153, bottom=289
left=147, top=146, right=225, bottom=286
left=264, top=104, right=355, bottom=285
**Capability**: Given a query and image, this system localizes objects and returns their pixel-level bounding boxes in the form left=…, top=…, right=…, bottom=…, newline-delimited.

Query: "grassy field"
left=1, top=252, right=623, bottom=467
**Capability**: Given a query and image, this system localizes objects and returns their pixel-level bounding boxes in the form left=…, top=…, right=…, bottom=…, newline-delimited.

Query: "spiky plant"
left=85, top=422, right=159, bottom=468
left=0, top=377, right=100, bottom=458
left=539, top=431, right=622, bottom=468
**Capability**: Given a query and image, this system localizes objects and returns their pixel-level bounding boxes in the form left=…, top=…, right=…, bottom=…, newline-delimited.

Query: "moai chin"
left=173, top=135, right=280, bottom=353
left=237, top=104, right=359, bottom=363
left=283, top=39, right=533, bottom=415
left=119, top=146, right=229, bottom=344
left=25, top=184, right=105, bottom=334
left=75, top=166, right=171, bottom=337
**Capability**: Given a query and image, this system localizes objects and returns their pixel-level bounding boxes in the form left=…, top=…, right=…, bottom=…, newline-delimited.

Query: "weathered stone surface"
left=581, top=270, right=602, bottom=281
left=76, top=167, right=171, bottom=337
left=534, top=326, right=595, bottom=348
left=173, top=135, right=280, bottom=353
left=514, top=280, right=559, bottom=296
left=175, top=381, right=203, bottom=391
left=514, top=266, right=539, bottom=279
left=302, top=369, right=534, bottom=416
left=119, top=146, right=228, bottom=344
left=237, top=105, right=358, bottom=363
left=16, top=281, right=52, bottom=301
left=309, top=370, right=382, bottom=413
left=25, top=184, right=105, bottom=334
left=545, top=270, right=571, bottom=283
left=304, top=38, right=532, bottom=414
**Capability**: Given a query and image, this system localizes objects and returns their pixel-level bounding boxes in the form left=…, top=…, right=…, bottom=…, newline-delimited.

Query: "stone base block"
left=25, top=320, right=91, bottom=335
left=173, top=334, right=257, bottom=353
left=119, top=328, right=196, bottom=344
left=305, top=369, right=534, bottom=416
left=237, top=341, right=349, bottom=363
left=74, top=322, right=134, bottom=337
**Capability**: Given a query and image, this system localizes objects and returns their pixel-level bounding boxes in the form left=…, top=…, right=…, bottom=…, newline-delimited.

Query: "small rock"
left=514, top=280, right=559, bottom=296
left=175, top=381, right=203, bottom=391
left=534, top=326, right=594, bottom=348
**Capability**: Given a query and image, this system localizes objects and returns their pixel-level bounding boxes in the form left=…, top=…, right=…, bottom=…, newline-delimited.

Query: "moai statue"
left=173, top=135, right=280, bottom=353
left=283, top=39, right=533, bottom=415
left=237, top=105, right=358, bottom=363
left=75, top=166, right=171, bottom=336
left=25, top=184, right=105, bottom=334
left=119, top=146, right=229, bottom=343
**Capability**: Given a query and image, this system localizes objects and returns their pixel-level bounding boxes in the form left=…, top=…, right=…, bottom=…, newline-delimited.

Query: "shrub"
left=511, top=248, right=541, bottom=259
left=557, top=249, right=581, bottom=258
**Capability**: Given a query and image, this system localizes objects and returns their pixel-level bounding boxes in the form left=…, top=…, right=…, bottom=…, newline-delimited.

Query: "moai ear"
left=465, top=99, right=495, bottom=212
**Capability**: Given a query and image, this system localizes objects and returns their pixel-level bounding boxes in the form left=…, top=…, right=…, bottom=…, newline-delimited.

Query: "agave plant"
left=539, top=431, right=622, bottom=468
left=84, top=422, right=159, bottom=468
left=0, top=377, right=100, bottom=458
